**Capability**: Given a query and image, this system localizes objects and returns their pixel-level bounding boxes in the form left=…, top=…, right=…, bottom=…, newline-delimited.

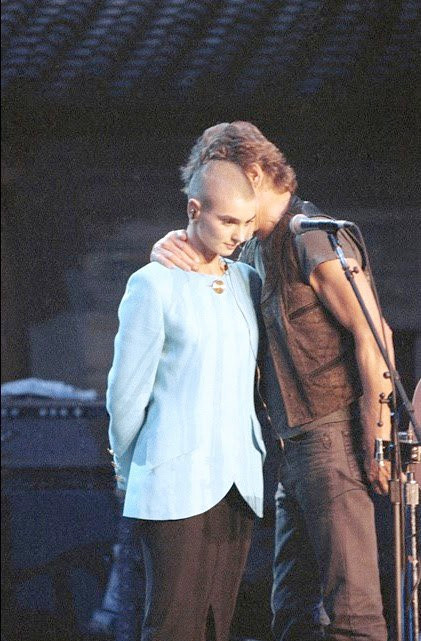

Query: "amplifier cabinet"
left=1, top=398, right=120, bottom=641
left=1, top=398, right=111, bottom=469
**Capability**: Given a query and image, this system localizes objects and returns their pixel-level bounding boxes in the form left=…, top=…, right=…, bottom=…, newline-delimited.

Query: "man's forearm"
left=354, top=332, right=393, bottom=453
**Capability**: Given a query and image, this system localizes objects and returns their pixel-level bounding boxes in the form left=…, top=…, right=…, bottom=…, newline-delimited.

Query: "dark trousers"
left=130, top=485, right=254, bottom=641
left=272, top=419, right=388, bottom=641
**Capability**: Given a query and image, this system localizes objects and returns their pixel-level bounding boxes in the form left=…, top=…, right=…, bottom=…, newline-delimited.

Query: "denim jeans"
left=272, top=419, right=387, bottom=641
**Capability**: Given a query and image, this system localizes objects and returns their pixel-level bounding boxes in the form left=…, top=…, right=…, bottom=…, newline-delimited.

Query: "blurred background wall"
left=2, top=0, right=420, bottom=397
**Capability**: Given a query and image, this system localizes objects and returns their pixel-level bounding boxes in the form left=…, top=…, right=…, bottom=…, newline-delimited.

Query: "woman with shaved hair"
left=107, top=159, right=265, bottom=641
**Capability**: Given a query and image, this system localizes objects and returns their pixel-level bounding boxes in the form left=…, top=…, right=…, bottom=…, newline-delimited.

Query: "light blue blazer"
left=106, top=261, right=265, bottom=520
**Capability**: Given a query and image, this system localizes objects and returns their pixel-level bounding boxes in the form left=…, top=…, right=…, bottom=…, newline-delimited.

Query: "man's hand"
left=364, top=454, right=392, bottom=495
left=364, top=450, right=407, bottom=495
left=150, top=230, right=201, bottom=271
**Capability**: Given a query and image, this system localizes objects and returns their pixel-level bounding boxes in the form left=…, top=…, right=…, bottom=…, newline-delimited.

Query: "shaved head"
left=187, top=160, right=255, bottom=210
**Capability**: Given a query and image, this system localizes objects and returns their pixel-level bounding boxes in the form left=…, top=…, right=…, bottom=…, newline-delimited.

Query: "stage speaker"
left=1, top=398, right=120, bottom=641
left=1, top=397, right=112, bottom=469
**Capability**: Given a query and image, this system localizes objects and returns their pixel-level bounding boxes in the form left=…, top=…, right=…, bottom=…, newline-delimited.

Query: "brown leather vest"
left=242, top=197, right=363, bottom=428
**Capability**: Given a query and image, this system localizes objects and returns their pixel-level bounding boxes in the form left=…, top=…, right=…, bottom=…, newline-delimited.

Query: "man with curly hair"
left=151, top=121, right=392, bottom=641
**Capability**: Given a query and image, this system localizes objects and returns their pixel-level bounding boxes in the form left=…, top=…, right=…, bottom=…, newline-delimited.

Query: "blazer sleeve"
left=106, top=269, right=165, bottom=460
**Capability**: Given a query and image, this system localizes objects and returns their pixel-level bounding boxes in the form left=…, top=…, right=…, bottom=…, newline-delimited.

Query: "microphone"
left=289, top=214, right=355, bottom=235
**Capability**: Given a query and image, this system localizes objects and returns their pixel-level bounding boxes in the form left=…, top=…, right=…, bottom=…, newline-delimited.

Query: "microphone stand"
left=404, top=465, right=419, bottom=641
left=326, top=230, right=420, bottom=641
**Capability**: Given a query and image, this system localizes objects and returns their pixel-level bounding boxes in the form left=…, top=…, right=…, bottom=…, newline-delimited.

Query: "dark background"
left=1, top=1, right=421, bottom=639
left=2, top=0, right=420, bottom=392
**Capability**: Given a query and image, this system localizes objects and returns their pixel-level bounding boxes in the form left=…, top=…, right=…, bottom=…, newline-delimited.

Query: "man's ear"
left=245, top=163, right=265, bottom=191
left=187, top=198, right=201, bottom=221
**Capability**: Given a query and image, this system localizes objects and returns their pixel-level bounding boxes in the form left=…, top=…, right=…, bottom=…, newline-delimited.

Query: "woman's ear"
left=245, top=163, right=265, bottom=191
left=187, top=198, right=201, bottom=221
